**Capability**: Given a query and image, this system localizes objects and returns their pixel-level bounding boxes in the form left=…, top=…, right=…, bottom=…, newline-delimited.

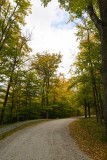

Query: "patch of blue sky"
left=51, top=21, right=76, bottom=30
left=51, top=10, right=76, bottom=30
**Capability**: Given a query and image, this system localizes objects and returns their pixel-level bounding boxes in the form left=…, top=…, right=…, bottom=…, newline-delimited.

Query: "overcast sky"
left=25, top=0, right=79, bottom=78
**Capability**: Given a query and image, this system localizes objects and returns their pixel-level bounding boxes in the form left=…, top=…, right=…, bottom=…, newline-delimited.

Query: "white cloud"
left=25, top=0, right=79, bottom=78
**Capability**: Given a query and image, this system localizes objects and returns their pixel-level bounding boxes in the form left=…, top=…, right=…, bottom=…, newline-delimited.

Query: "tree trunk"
left=0, top=58, right=16, bottom=125
left=41, top=81, right=45, bottom=107
left=86, top=27, right=102, bottom=122
left=17, top=96, right=21, bottom=122
left=87, top=1, right=107, bottom=135
left=0, top=80, right=11, bottom=124
left=10, top=87, right=15, bottom=123
left=88, top=104, right=91, bottom=118
left=98, top=82, right=104, bottom=119
left=93, top=86, right=99, bottom=122
left=53, top=90, right=56, bottom=104
left=100, top=28, right=107, bottom=135
left=84, top=98, right=87, bottom=118
left=46, top=78, right=49, bottom=107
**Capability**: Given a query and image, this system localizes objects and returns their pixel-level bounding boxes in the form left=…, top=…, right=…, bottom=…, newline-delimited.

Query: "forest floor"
left=69, top=118, right=107, bottom=160
left=0, top=118, right=91, bottom=160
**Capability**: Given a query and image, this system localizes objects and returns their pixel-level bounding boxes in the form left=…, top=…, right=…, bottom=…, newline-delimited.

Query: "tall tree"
left=32, top=52, right=62, bottom=118
left=69, top=25, right=103, bottom=121
left=0, top=33, right=31, bottom=124
left=41, top=0, right=107, bottom=135
left=0, top=0, right=31, bottom=124
left=77, top=18, right=103, bottom=122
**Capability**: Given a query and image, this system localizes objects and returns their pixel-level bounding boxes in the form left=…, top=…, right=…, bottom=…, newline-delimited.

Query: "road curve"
left=0, top=118, right=91, bottom=160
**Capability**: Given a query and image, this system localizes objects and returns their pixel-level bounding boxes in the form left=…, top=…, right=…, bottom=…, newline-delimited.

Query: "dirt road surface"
left=0, top=118, right=91, bottom=160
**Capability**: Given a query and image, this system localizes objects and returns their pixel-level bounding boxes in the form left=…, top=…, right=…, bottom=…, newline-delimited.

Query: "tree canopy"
left=0, top=0, right=107, bottom=139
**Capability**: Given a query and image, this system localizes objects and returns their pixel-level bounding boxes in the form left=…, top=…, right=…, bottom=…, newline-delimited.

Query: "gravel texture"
left=0, top=118, right=92, bottom=160
left=0, top=119, right=45, bottom=135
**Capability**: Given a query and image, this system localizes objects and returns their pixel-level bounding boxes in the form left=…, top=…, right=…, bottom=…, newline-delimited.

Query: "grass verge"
left=69, top=118, right=107, bottom=160
left=0, top=120, right=49, bottom=140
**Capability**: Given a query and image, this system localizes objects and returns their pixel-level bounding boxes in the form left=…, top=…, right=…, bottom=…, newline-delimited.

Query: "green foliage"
left=1, top=0, right=103, bottom=124
left=41, top=0, right=98, bottom=18
left=32, top=52, right=62, bottom=109
left=0, top=0, right=32, bottom=124
left=69, top=17, right=103, bottom=119
left=32, top=52, right=62, bottom=78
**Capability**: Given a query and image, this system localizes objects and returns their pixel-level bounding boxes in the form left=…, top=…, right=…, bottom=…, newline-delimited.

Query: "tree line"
left=41, top=0, right=107, bottom=137
left=0, top=0, right=82, bottom=124
left=1, top=0, right=107, bottom=138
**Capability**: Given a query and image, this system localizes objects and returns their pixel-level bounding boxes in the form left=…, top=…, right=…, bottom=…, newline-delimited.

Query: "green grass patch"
left=0, top=120, right=49, bottom=140
left=69, top=118, right=107, bottom=160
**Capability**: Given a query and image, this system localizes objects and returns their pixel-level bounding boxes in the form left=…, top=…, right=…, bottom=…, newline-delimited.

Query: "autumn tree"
left=20, top=71, right=41, bottom=120
left=0, top=34, right=31, bottom=124
left=69, top=22, right=103, bottom=121
left=32, top=52, right=62, bottom=118
left=50, top=75, right=81, bottom=118
left=0, top=0, right=31, bottom=52
left=41, top=0, right=107, bottom=135
left=0, top=0, right=31, bottom=124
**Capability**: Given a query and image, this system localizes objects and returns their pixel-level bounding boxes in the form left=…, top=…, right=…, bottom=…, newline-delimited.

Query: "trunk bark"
left=10, top=87, right=15, bottom=123
left=87, top=0, right=107, bottom=135
left=0, top=80, right=11, bottom=124
left=93, top=86, right=99, bottom=122
left=84, top=98, right=87, bottom=118
left=98, top=0, right=107, bottom=131
left=41, top=81, right=45, bottom=107
left=46, top=78, right=49, bottom=107
left=0, top=58, right=16, bottom=124
left=88, top=104, right=91, bottom=118
left=46, top=78, right=49, bottom=119
left=100, top=28, right=107, bottom=135
left=86, top=26, right=102, bottom=122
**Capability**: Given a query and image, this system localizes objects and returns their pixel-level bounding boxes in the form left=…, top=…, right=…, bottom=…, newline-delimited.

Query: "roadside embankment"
left=0, top=119, right=47, bottom=140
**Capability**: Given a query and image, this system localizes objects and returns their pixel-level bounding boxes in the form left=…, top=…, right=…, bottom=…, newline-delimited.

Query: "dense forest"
left=0, top=0, right=107, bottom=137
left=0, top=0, right=82, bottom=124
left=41, top=0, right=107, bottom=137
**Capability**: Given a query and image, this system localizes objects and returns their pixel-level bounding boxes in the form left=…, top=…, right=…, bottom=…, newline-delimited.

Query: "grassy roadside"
left=69, top=118, right=107, bottom=160
left=0, top=120, right=49, bottom=140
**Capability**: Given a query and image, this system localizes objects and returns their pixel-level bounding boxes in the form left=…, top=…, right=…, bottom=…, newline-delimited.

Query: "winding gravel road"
left=0, top=118, right=91, bottom=160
